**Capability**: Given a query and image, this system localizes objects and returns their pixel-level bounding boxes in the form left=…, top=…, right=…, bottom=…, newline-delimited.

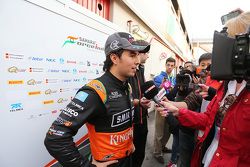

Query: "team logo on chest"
left=109, top=91, right=122, bottom=99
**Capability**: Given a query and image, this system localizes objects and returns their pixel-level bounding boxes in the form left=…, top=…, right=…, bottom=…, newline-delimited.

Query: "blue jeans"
left=170, top=132, right=179, bottom=163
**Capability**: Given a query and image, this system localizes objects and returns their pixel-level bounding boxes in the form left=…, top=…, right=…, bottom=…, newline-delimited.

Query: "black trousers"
left=132, top=118, right=148, bottom=167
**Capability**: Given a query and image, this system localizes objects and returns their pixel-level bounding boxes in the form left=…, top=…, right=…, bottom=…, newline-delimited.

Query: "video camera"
left=211, top=29, right=250, bottom=90
left=175, top=65, right=203, bottom=96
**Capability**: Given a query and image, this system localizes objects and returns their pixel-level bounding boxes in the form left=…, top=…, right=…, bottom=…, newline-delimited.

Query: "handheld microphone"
left=141, top=81, right=166, bottom=106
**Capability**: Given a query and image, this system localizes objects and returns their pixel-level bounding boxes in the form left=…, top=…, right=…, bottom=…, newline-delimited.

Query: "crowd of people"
left=44, top=11, right=250, bottom=167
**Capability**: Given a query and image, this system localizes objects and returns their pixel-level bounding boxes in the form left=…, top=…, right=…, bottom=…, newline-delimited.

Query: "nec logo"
left=46, top=58, right=56, bottom=62
left=111, top=109, right=131, bottom=127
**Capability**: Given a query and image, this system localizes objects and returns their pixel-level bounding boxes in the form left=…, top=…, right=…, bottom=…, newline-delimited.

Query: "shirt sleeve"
left=44, top=89, right=103, bottom=167
left=183, top=91, right=203, bottom=111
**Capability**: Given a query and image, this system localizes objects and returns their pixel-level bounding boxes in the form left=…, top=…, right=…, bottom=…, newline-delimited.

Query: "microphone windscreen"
left=141, top=81, right=159, bottom=99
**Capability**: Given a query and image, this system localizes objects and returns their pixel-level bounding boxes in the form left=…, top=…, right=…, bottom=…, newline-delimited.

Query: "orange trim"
left=44, top=134, right=89, bottom=167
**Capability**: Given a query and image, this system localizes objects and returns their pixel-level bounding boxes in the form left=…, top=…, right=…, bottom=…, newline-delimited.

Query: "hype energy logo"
left=62, top=36, right=104, bottom=51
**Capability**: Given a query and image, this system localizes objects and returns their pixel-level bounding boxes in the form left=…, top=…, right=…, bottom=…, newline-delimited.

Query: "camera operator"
left=157, top=12, right=250, bottom=167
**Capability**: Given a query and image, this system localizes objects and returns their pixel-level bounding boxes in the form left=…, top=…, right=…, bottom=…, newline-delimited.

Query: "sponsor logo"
left=61, top=69, right=70, bottom=73
left=45, top=89, right=57, bottom=95
left=109, top=91, right=122, bottom=100
left=8, top=66, right=26, bottom=73
left=87, top=61, right=91, bottom=66
left=51, top=110, right=59, bottom=114
left=73, top=79, right=81, bottom=82
left=82, top=77, right=87, bottom=82
left=96, top=69, right=99, bottom=75
left=92, top=63, right=98, bottom=66
left=10, top=103, right=24, bottom=112
left=67, top=60, right=76, bottom=64
left=28, top=91, right=41, bottom=95
left=48, top=126, right=65, bottom=136
left=45, top=79, right=58, bottom=84
left=79, top=70, right=88, bottom=73
left=59, top=58, right=65, bottom=64
left=110, top=40, right=119, bottom=50
left=110, top=128, right=133, bottom=145
left=72, top=69, right=77, bottom=74
left=8, top=80, right=24, bottom=85
left=27, top=79, right=43, bottom=85
left=61, top=79, right=72, bottom=83
left=28, top=56, right=43, bottom=61
left=29, top=67, right=44, bottom=73
left=111, top=109, right=131, bottom=127
left=70, top=101, right=84, bottom=110
left=56, top=116, right=72, bottom=126
left=43, top=100, right=54, bottom=104
left=5, top=53, right=24, bottom=60
left=88, top=70, right=95, bottom=74
left=75, top=92, right=88, bottom=102
left=62, top=107, right=78, bottom=117
left=27, top=112, right=49, bottom=120
left=46, top=58, right=56, bottom=62
left=57, top=98, right=68, bottom=104
left=78, top=61, right=85, bottom=65
left=48, top=69, right=60, bottom=73
left=62, top=36, right=78, bottom=47
left=60, top=88, right=70, bottom=92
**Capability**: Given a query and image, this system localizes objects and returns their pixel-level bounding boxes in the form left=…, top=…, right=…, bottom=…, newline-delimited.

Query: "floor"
left=142, top=111, right=173, bottom=167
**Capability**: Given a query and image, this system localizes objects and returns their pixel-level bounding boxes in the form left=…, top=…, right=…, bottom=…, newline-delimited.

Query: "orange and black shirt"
left=44, top=71, right=134, bottom=167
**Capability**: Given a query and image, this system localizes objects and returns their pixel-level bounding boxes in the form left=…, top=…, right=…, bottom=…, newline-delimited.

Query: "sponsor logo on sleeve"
left=75, top=92, right=89, bottom=102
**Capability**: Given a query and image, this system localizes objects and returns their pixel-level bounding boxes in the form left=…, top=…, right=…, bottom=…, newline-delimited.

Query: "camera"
left=211, top=29, right=250, bottom=89
left=175, top=65, right=201, bottom=96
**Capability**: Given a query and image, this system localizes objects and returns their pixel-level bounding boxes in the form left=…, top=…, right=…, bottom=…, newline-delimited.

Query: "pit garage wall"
left=110, top=0, right=184, bottom=80
left=0, top=0, right=120, bottom=166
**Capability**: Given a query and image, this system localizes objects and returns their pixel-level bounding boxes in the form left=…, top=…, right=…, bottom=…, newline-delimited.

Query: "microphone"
left=141, top=81, right=166, bottom=106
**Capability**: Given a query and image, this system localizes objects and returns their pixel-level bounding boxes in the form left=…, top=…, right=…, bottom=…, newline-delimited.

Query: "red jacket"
left=178, top=84, right=250, bottom=167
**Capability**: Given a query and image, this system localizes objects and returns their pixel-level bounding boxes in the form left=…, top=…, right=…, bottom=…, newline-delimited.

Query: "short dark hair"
left=198, top=53, right=212, bottom=65
left=184, top=61, right=193, bottom=65
left=103, top=49, right=124, bottom=72
left=166, top=57, right=176, bottom=65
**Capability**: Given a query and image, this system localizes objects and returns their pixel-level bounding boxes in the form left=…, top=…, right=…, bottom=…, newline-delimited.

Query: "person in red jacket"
left=156, top=12, right=250, bottom=167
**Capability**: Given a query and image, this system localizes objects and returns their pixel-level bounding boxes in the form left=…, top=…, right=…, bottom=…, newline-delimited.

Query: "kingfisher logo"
left=10, top=103, right=24, bottom=112
left=62, top=36, right=78, bottom=47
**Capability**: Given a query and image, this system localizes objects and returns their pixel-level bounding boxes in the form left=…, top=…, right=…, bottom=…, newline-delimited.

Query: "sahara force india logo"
left=62, top=36, right=104, bottom=51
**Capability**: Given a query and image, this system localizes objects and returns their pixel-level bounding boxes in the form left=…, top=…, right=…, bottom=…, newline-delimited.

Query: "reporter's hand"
left=92, top=159, right=118, bottom=167
left=156, top=101, right=179, bottom=117
left=140, top=97, right=151, bottom=109
left=192, top=75, right=200, bottom=84
left=195, top=84, right=209, bottom=98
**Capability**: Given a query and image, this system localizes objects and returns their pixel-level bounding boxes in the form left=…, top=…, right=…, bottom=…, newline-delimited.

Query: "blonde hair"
left=225, top=11, right=250, bottom=37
